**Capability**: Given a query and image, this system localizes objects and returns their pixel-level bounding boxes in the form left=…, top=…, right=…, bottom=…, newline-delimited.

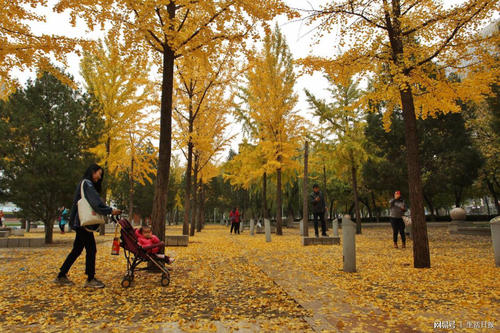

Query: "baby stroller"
left=114, top=217, right=170, bottom=288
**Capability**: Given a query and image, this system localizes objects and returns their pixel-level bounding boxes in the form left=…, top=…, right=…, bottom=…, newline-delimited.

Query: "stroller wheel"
left=161, top=273, right=170, bottom=287
left=121, top=276, right=132, bottom=288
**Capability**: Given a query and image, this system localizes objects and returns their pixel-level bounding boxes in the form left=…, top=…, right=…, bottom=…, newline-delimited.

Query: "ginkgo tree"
left=234, top=25, right=304, bottom=235
left=80, top=29, right=158, bottom=223
left=301, top=0, right=500, bottom=268
left=56, top=0, right=292, bottom=241
left=0, top=0, right=79, bottom=100
left=306, top=78, right=369, bottom=234
left=173, top=44, right=239, bottom=236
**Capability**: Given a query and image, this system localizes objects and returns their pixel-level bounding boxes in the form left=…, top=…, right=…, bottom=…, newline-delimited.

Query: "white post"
left=265, top=218, right=271, bottom=242
left=250, top=219, right=255, bottom=236
left=300, top=219, right=304, bottom=236
left=240, top=220, right=244, bottom=233
left=332, top=218, right=339, bottom=237
left=490, top=216, right=500, bottom=267
left=342, top=215, right=356, bottom=272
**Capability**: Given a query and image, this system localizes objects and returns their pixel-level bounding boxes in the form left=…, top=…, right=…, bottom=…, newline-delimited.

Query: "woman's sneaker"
left=85, top=278, right=105, bottom=289
left=54, top=275, right=74, bottom=286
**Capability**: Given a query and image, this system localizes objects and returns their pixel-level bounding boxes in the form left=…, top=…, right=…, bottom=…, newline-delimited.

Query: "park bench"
left=165, top=235, right=188, bottom=246
left=0, top=238, right=45, bottom=248
left=302, top=236, right=340, bottom=246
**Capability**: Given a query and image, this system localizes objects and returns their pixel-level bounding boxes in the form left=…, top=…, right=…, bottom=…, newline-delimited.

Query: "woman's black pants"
left=390, top=218, right=406, bottom=244
left=59, top=227, right=96, bottom=281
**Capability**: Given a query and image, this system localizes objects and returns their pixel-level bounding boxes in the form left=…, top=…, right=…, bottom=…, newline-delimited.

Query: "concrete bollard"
left=342, top=215, right=356, bottom=272
left=250, top=219, right=255, bottom=236
left=490, top=216, right=500, bottom=267
left=299, top=219, right=304, bottom=236
left=332, top=219, right=339, bottom=237
left=264, top=218, right=271, bottom=242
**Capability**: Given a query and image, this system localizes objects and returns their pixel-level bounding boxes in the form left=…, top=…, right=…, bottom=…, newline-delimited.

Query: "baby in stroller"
left=135, top=226, right=175, bottom=264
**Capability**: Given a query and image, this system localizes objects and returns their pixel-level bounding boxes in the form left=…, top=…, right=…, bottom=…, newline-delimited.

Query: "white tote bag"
left=78, top=180, right=105, bottom=227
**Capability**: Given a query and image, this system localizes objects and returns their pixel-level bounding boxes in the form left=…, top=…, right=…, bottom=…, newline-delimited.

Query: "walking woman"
left=55, top=164, right=121, bottom=288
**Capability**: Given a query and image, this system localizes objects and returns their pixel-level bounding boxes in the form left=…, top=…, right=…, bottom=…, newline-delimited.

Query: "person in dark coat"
left=389, top=190, right=407, bottom=248
left=310, top=184, right=328, bottom=237
left=55, top=164, right=121, bottom=288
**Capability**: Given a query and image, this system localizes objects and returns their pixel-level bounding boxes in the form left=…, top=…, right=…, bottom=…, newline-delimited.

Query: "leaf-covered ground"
left=0, top=225, right=497, bottom=332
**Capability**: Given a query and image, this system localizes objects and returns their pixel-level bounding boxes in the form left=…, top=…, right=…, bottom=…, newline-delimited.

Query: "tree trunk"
left=454, top=188, right=462, bottom=208
left=262, top=172, right=268, bottom=219
left=44, top=219, right=53, bottom=244
left=128, top=158, right=135, bottom=223
left=371, top=191, right=380, bottom=223
left=400, top=87, right=431, bottom=268
left=151, top=3, right=176, bottom=243
left=350, top=161, right=362, bottom=234
left=276, top=168, right=283, bottom=235
left=190, top=156, right=198, bottom=236
left=484, top=196, right=491, bottom=216
left=360, top=198, right=373, bottom=222
left=302, top=141, right=309, bottom=236
left=485, top=176, right=500, bottom=215
left=423, top=192, right=435, bottom=222
left=196, top=179, right=203, bottom=232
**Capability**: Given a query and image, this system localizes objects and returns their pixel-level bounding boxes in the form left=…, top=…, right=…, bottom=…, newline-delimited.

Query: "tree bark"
left=400, top=87, right=431, bottom=268
left=128, top=158, right=135, bottom=224
left=196, top=179, right=203, bottom=232
left=423, top=192, right=435, bottom=222
left=262, top=172, right=268, bottom=219
left=302, top=141, right=309, bottom=236
left=276, top=168, right=283, bottom=235
left=190, top=155, right=198, bottom=236
left=350, top=160, right=362, bottom=234
left=371, top=191, right=380, bottom=223
left=485, top=176, right=500, bottom=214
left=44, top=219, right=53, bottom=244
left=151, top=4, right=176, bottom=243
left=183, top=111, right=194, bottom=236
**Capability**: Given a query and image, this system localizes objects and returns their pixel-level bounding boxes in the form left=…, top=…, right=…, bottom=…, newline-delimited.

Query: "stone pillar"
left=332, top=218, right=339, bottom=237
left=448, top=207, right=468, bottom=233
left=299, top=219, right=304, bottom=236
left=490, top=216, right=500, bottom=267
left=342, top=215, right=356, bottom=272
left=264, top=218, right=271, bottom=242
left=250, top=219, right=255, bottom=236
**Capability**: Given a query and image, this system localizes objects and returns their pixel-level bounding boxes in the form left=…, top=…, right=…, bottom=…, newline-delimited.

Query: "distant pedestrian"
left=389, top=190, right=407, bottom=248
left=229, top=208, right=240, bottom=234
left=55, top=164, right=121, bottom=288
left=58, top=206, right=69, bottom=233
left=310, top=184, right=327, bottom=237
left=0, top=210, right=4, bottom=227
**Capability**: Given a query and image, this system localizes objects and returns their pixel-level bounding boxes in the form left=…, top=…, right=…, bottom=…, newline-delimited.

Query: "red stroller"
left=115, top=217, right=170, bottom=288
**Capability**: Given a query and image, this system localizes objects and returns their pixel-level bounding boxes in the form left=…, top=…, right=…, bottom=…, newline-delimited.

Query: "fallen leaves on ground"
left=0, top=225, right=497, bottom=332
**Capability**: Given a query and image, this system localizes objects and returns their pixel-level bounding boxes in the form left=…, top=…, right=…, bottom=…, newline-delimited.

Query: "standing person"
left=389, top=190, right=407, bottom=248
left=310, top=184, right=327, bottom=237
left=55, top=164, right=121, bottom=288
left=229, top=208, right=240, bottom=234
left=0, top=210, right=4, bottom=227
left=58, top=206, right=69, bottom=234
